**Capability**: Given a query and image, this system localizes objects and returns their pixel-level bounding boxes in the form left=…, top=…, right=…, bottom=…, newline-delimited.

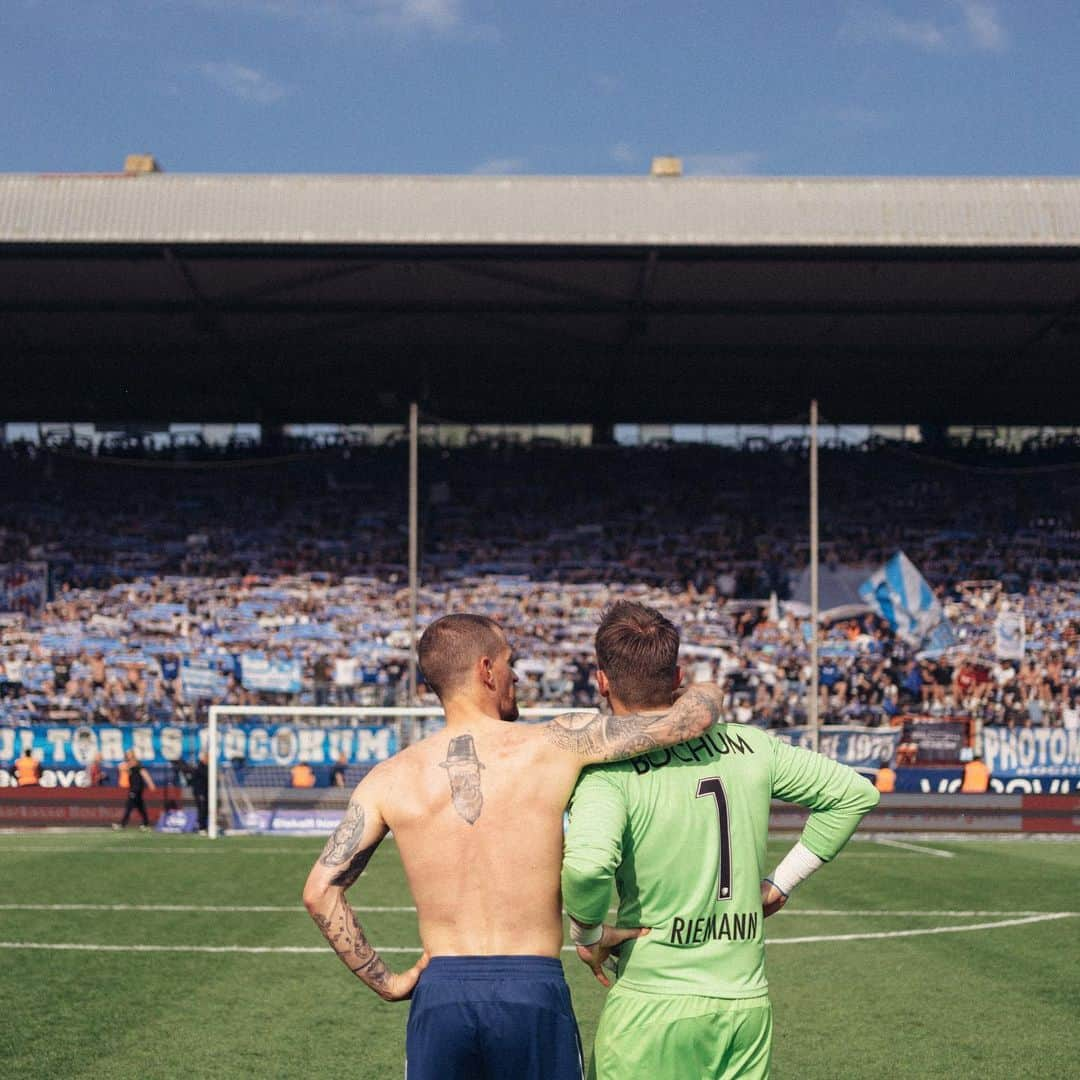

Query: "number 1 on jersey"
left=696, top=777, right=733, bottom=902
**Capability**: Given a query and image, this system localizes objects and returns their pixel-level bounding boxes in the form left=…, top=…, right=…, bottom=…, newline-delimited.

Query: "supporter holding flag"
left=858, top=551, right=954, bottom=651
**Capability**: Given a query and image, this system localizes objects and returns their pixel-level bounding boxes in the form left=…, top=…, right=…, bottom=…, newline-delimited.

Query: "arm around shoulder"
left=543, top=683, right=726, bottom=766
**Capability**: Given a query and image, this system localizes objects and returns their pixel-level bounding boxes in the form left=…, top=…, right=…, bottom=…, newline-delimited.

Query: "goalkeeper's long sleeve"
left=768, top=737, right=881, bottom=861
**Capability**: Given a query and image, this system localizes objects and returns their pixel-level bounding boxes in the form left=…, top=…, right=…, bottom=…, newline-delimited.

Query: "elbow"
left=560, top=862, right=602, bottom=923
left=859, top=775, right=882, bottom=812
left=302, top=879, right=327, bottom=915
left=692, top=685, right=724, bottom=733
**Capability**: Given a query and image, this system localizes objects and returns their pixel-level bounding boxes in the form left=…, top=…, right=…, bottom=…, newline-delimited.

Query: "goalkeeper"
left=561, top=602, right=880, bottom=1079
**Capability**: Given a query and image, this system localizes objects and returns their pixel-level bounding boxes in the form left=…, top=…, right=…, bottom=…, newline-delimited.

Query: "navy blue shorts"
left=405, top=955, right=583, bottom=1080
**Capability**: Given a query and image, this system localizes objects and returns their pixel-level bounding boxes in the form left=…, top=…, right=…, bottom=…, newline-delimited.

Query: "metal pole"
left=407, top=402, right=419, bottom=707
left=207, top=706, right=218, bottom=839
left=809, top=399, right=820, bottom=753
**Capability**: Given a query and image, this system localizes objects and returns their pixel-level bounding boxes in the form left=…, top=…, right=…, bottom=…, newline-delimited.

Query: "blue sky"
left=2, top=1, right=1077, bottom=175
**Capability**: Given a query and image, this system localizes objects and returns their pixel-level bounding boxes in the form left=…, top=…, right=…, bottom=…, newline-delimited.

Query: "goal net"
left=204, top=705, right=577, bottom=838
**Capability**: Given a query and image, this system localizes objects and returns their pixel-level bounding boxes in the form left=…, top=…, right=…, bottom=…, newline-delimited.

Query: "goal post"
left=205, top=705, right=586, bottom=838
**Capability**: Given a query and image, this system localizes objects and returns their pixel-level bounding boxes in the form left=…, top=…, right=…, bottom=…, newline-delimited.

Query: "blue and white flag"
left=858, top=551, right=953, bottom=648
left=994, top=610, right=1025, bottom=660
left=240, top=654, right=303, bottom=694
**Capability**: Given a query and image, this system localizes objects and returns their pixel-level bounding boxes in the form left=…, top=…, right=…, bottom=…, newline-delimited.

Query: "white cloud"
left=470, top=157, right=528, bottom=175
left=197, top=0, right=493, bottom=38
left=839, top=2, right=1007, bottom=54
left=956, top=1, right=1007, bottom=51
left=199, top=61, right=289, bottom=104
left=839, top=5, right=946, bottom=51
left=681, top=151, right=762, bottom=176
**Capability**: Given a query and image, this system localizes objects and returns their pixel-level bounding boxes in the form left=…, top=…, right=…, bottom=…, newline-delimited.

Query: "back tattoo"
left=440, top=734, right=485, bottom=824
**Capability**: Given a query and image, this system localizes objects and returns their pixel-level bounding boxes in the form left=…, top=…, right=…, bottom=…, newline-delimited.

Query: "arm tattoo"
left=329, top=841, right=379, bottom=888
left=439, top=733, right=485, bottom=824
left=311, top=891, right=393, bottom=997
left=319, top=802, right=365, bottom=867
left=542, top=687, right=721, bottom=763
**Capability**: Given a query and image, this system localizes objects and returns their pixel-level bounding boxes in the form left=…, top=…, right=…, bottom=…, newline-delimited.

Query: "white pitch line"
left=3, top=903, right=1075, bottom=918
left=1, top=914, right=1073, bottom=955
left=0, top=942, right=416, bottom=955
left=782, top=909, right=1077, bottom=917
left=0, top=903, right=417, bottom=913
left=766, top=912, right=1074, bottom=944
left=874, top=837, right=955, bottom=858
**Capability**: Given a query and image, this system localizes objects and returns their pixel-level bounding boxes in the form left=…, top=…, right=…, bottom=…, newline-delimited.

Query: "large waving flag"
left=858, top=551, right=954, bottom=649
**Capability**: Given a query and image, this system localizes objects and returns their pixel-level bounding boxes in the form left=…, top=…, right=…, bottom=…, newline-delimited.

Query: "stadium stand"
left=3, top=434, right=1080, bottom=769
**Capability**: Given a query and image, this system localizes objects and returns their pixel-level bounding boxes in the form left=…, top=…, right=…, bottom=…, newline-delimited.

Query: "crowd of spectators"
left=3, top=436, right=1080, bottom=734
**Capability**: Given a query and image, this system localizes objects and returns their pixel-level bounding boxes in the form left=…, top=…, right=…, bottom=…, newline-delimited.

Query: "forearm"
left=545, top=684, right=725, bottom=763
left=561, top=858, right=614, bottom=929
left=307, top=888, right=394, bottom=998
left=800, top=771, right=881, bottom=860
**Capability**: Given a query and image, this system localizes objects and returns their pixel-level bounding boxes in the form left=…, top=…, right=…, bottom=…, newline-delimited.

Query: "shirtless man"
left=303, top=613, right=725, bottom=1080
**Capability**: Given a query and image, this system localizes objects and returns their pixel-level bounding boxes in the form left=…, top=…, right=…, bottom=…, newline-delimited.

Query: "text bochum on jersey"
left=628, top=728, right=761, bottom=944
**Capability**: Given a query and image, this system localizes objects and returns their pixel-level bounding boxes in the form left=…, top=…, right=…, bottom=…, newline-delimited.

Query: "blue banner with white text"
left=773, top=725, right=903, bottom=770
left=982, top=725, right=1080, bottom=779
left=0, top=722, right=397, bottom=768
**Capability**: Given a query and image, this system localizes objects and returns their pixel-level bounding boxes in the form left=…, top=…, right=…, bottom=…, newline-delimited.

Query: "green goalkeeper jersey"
left=562, top=722, right=880, bottom=999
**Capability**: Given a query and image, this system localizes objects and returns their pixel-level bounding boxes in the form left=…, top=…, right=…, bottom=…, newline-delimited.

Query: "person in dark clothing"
left=115, top=750, right=156, bottom=830
left=190, top=752, right=209, bottom=833
left=176, top=752, right=210, bottom=833
left=329, top=752, right=349, bottom=789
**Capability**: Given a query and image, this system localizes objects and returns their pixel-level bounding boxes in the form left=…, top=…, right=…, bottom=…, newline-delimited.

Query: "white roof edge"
left=2, top=174, right=1080, bottom=247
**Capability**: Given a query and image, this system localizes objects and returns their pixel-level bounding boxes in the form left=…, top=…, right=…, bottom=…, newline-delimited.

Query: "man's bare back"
left=303, top=620, right=723, bottom=1000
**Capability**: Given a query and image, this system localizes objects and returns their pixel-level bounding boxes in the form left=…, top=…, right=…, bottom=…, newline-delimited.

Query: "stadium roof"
left=3, top=173, right=1080, bottom=425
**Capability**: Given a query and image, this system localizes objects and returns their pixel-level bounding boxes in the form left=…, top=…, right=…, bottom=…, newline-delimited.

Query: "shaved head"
left=418, top=614, right=507, bottom=702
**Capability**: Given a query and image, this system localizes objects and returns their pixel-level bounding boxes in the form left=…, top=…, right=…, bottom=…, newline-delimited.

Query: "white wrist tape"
left=569, top=918, right=603, bottom=948
left=767, top=841, right=825, bottom=897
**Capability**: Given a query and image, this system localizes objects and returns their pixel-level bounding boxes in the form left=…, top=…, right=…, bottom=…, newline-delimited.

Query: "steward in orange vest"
left=874, top=762, right=896, bottom=793
left=962, top=756, right=990, bottom=793
left=15, top=750, right=41, bottom=786
left=291, top=763, right=316, bottom=788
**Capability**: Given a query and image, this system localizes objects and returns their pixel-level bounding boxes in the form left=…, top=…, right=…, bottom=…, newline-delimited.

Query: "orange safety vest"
left=15, top=757, right=39, bottom=786
left=118, top=762, right=130, bottom=789
left=291, top=764, right=316, bottom=789
left=874, top=767, right=896, bottom=793
left=962, top=760, right=990, bottom=793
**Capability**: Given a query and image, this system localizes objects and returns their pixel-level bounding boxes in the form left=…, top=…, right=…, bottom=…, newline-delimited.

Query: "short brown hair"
left=418, top=614, right=506, bottom=701
left=595, top=600, right=680, bottom=708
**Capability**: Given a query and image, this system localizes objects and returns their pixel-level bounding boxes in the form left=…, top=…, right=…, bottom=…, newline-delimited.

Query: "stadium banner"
left=898, top=768, right=1079, bottom=795
left=983, top=725, right=1080, bottom=779
left=994, top=611, right=1025, bottom=660
left=0, top=722, right=397, bottom=768
left=900, top=717, right=969, bottom=763
left=239, top=654, right=303, bottom=694
left=156, top=808, right=198, bottom=833
left=773, top=726, right=902, bottom=770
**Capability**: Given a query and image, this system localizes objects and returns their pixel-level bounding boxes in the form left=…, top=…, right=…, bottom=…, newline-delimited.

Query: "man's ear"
left=479, top=656, right=496, bottom=691
left=596, top=669, right=611, bottom=700
left=673, top=665, right=684, bottom=692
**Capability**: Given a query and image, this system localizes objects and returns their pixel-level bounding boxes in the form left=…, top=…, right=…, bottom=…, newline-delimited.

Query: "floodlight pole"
left=208, top=705, right=218, bottom=839
left=407, top=402, right=419, bottom=709
left=809, top=399, right=820, bottom=754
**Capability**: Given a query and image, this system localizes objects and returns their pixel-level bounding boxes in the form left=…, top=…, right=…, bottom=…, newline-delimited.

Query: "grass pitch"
left=2, top=831, right=1078, bottom=1079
